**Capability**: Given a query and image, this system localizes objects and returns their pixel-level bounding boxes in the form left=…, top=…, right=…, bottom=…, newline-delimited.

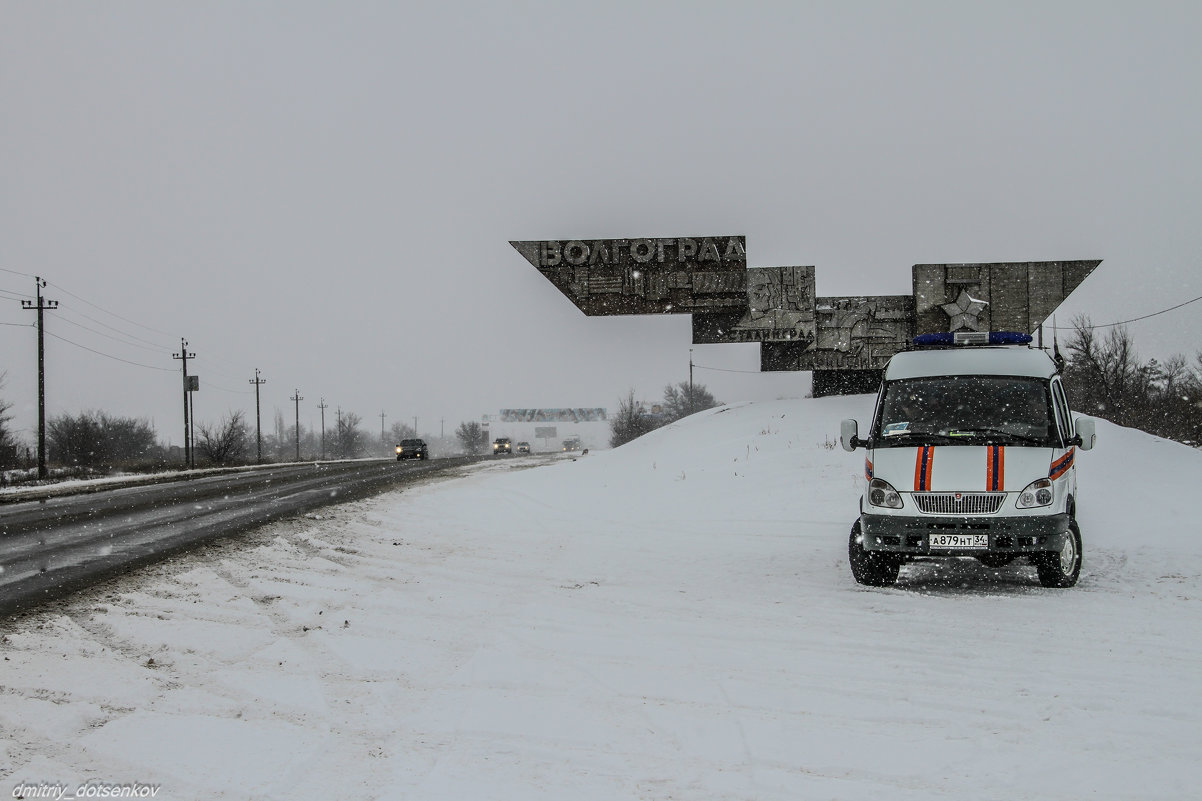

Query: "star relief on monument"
left=941, top=289, right=989, bottom=332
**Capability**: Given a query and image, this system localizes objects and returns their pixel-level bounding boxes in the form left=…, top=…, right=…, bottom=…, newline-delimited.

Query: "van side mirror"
left=840, top=419, right=862, bottom=452
left=1073, top=417, right=1096, bottom=451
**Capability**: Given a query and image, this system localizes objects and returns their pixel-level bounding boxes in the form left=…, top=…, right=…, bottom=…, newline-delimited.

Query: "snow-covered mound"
left=2, top=397, right=1200, bottom=800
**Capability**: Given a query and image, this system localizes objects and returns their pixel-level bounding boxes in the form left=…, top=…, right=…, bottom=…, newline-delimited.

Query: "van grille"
left=913, top=492, right=1005, bottom=515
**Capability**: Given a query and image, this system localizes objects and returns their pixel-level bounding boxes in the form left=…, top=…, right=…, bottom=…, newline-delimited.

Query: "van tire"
left=1034, top=520, right=1082, bottom=588
left=849, top=520, right=901, bottom=586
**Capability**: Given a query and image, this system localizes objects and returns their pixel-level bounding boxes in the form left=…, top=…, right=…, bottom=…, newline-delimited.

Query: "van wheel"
left=1034, top=521, right=1082, bottom=588
left=849, top=520, right=901, bottom=586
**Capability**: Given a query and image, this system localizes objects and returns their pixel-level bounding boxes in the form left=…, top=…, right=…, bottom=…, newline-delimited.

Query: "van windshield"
left=873, top=375, right=1057, bottom=448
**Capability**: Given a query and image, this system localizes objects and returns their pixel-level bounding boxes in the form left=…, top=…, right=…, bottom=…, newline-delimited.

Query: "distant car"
left=396, top=438, right=428, bottom=461
left=562, top=437, right=582, bottom=452
left=516, top=441, right=531, bottom=455
left=493, top=437, right=512, bottom=455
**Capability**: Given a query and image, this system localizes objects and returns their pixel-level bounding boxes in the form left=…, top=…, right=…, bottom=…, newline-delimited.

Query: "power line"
left=7, top=273, right=263, bottom=396
left=44, top=279, right=174, bottom=337
left=1050, top=294, right=1202, bottom=330
left=693, top=364, right=765, bottom=374
left=198, top=378, right=252, bottom=395
left=7, top=276, right=168, bottom=350
left=55, top=303, right=168, bottom=350
left=52, top=313, right=171, bottom=355
left=192, top=355, right=254, bottom=383
left=15, top=275, right=254, bottom=385
left=44, top=330, right=175, bottom=371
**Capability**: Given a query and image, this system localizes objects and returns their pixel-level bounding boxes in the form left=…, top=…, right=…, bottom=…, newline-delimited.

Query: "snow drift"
left=2, top=395, right=1200, bottom=800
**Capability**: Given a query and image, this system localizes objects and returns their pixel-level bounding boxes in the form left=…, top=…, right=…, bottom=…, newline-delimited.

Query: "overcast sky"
left=3, top=1, right=1200, bottom=448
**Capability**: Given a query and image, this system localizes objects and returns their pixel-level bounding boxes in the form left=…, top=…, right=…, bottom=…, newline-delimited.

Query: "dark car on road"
left=493, top=437, right=512, bottom=455
left=396, top=438, right=429, bottom=460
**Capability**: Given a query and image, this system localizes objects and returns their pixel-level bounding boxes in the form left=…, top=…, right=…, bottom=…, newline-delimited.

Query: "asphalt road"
left=0, top=456, right=484, bottom=616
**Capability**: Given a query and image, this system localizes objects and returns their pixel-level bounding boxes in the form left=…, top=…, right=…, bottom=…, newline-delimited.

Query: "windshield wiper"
left=945, top=428, right=1048, bottom=446
left=875, top=431, right=958, bottom=445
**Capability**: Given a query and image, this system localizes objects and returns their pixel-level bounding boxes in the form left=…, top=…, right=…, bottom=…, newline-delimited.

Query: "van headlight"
left=868, top=478, right=903, bottom=509
left=1016, top=478, right=1054, bottom=509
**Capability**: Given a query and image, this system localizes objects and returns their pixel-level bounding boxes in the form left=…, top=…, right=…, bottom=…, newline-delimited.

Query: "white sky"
left=3, top=1, right=1201, bottom=446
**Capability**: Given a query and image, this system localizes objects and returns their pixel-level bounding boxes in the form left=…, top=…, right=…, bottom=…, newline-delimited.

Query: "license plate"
left=929, top=533, right=988, bottom=549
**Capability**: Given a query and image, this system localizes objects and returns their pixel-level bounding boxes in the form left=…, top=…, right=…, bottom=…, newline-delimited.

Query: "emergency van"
left=840, top=332, right=1096, bottom=588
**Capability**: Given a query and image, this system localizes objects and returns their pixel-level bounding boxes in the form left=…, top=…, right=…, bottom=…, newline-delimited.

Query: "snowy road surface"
left=0, top=456, right=482, bottom=614
left=1, top=396, right=1199, bottom=800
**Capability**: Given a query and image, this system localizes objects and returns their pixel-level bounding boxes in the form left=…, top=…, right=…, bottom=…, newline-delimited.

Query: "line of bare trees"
left=610, top=381, right=722, bottom=447
left=1061, top=316, right=1202, bottom=446
left=0, top=394, right=475, bottom=475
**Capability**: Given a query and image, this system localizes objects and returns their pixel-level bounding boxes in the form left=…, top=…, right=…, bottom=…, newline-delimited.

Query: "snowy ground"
left=2, top=396, right=1200, bottom=800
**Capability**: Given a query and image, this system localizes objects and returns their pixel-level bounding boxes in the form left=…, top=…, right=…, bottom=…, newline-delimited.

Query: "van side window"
left=1051, top=380, right=1073, bottom=444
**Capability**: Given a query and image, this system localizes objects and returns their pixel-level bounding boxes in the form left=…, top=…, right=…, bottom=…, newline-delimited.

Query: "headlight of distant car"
left=1016, top=478, right=1054, bottom=509
left=868, top=478, right=903, bottom=509
left=396, top=446, right=402, bottom=454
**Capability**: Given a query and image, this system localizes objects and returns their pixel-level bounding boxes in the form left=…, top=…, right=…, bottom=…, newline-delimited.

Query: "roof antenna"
left=1052, top=315, right=1065, bottom=373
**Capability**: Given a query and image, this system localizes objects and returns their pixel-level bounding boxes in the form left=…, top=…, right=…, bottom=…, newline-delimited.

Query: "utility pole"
left=413, top=416, right=418, bottom=437
left=189, top=377, right=199, bottom=468
left=441, top=417, right=445, bottom=439
left=380, top=410, right=387, bottom=443
left=173, top=339, right=195, bottom=469
left=317, top=398, right=328, bottom=460
left=21, top=277, right=58, bottom=480
left=290, top=389, right=303, bottom=461
left=689, top=348, right=695, bottom=416
left=249, top=369, right=266, bottom=463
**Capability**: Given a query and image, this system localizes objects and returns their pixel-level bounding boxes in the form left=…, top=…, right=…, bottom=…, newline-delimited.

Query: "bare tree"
left=382, top=420, right=418, bottom=456
left=47, top=411, right=158, bottom=467
left=1063, top=316, right=1145, bottom=426
left=455, top=421, right=486, bottom=454
left=661, top=381, right=720, bottom=422
left=609, top=389, right=659, bottom=447
left=0, top=371, right=18, bottom=468
left=388, top=421, right=417, bottom=441
left=334, top=412, right=365, bottom=458
left=1062, top=317, right=1202, bottom=445
left=196, top=410, right=250, bottom=465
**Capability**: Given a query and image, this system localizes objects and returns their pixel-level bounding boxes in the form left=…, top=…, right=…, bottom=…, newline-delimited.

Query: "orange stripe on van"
left=986, top=445, right=1005, bottom=491
left=914, top=446, right=934, bottom=491
left=1049, top=448, right=1075, bottom=481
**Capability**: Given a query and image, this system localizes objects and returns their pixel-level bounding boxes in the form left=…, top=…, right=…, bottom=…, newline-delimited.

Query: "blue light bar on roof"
left=913, top=331, right=1033, bottom=347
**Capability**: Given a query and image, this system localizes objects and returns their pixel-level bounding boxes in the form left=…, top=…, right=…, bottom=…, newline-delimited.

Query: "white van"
left=840, top=333, right=1096, bottom=588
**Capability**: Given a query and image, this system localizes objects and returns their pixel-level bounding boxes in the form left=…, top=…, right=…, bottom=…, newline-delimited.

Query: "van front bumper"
left=859, top=512, right=1072, bottom=555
